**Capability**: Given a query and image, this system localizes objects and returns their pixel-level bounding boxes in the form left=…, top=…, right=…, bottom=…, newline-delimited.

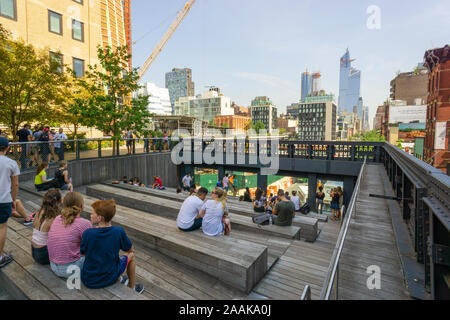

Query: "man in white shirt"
left=0, top=137, right=20, bottom=268
left=291, top=190, right=301, bottom=212
left=177, top=187, right=208, bottom=232
left=53, top=128, right=68, bottom=161
left=181, top=173, right=192, bottom=192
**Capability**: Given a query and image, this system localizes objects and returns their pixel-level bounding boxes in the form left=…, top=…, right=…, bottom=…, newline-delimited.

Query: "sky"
left=131, top=0, right=450, bottom=128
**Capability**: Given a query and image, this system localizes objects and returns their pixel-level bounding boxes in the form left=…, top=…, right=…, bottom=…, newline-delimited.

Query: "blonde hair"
left=213, top=187, right=227, bottom=211
left=61, top=192, right=84, bottom=226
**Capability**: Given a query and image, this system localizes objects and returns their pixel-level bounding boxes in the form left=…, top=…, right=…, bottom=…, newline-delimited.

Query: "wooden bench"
left=80, top=196, right=268, bottom=294
left=104, top=181, right=328, bottom=222
left=87, top=184, right=302, bottom=241
left=1, top=218, right=147, bottom=300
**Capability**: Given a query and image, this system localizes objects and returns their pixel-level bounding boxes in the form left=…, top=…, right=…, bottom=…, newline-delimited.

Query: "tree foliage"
left=72, top=45, right=150, bottom=139
left=350, top=130, right=386, bottom=142
left=0, top=30, right=68, bottom=136
left=250, top=121, right=266, bottom=134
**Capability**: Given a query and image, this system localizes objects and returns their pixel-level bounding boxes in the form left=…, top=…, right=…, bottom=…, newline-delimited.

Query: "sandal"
left=0, top=254, right=14, bottom=269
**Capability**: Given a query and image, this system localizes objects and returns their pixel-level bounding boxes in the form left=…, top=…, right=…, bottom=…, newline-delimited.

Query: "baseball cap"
left=0, top=137, right=9, bottom=148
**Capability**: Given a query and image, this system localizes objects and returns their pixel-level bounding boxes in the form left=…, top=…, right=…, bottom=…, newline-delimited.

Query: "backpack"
left=252, top=213, right=273, bottom=226
left=299, top=203, right=311, bottom=215
left=39, top=132, right=49, bottom=142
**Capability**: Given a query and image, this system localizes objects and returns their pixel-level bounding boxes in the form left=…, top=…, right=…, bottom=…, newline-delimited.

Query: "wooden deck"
left=338, top=164, right=411, bottom=300
left=1, top=168, right=414, bottom=300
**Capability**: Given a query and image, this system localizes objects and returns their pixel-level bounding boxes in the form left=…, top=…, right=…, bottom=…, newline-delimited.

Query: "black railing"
left=8, top=138, right=176, bottom=171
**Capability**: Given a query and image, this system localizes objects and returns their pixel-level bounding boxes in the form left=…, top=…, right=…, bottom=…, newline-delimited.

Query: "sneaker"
left=134, top=283, right=144, bottom=294
left=23, top=219, right=33, bottom=226
left=120, top=275, right=129, bottom=286
left=0, top=254, right=14, bottom=269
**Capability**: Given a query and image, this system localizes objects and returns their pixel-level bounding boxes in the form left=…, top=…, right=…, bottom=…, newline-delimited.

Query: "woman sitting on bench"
left=35, top=162, right=54, bottom=192
left=199, top=187, right=231, bottom=236
left=253, top=188, right=266, bottom=213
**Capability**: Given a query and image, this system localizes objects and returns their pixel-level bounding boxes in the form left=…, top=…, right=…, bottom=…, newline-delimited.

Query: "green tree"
left=0, top=30, right=68, bottom=136
left=75, top=45, right=151, bottom=146
left=251, top=121, right=266, bottom=134
left=351, top=130, right=386, bottom=142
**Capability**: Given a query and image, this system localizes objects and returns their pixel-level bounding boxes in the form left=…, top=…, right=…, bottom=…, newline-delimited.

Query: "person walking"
left=316, top=186, right=325, bottom=215
left=162, top=131, right=170, bottom=151
left=181, top=173, right=193, bottom=192
left=53, top=128, right=67, bottom=161
left=16, top=124, right=33, bottom=169
left=0, top=137, right=20, bottom=268
left=330, top=188, right=340, bottom=221
left=222, top=173, right=229, bottom=193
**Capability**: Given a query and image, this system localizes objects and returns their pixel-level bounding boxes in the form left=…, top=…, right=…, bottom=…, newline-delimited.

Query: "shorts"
left=118, top=255, right=130, bottom=276
left=59, top=184, right=69, bottom=191
left=126, top=140, right=132, bottom=147
left=50, top=257, right=85, bottom=279
left=179, top=218, right=202, bottom=232
left=330, top=203, right=340, bottom=210
left=0, top=203, right=12, bottom=224
left=32, top=245, right=50, bottom=265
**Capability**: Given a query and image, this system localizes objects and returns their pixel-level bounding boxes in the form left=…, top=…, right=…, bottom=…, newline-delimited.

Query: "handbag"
left=252, top=213, right=273, bottom=226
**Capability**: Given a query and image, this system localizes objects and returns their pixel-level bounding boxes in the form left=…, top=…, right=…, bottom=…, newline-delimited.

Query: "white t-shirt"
left=0, top=155, right=20, bottom=203
left=291, top=196, right=300, bottom=211
left=53, top=133, right=67, bottom=148
left=182, top=175, right=192, bottom=187
left=201, top=200, right=228, bottom=236
left=177, top=196, right=204, bottom=229
left=222, top=176, right=229, bottom=188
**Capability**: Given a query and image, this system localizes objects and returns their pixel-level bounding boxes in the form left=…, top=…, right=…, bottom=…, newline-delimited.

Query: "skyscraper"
left=165, top=68, right=195, bottom=111
left=338, top=49, right=361, bottom=114
left=301, top=71, right=312, bottom=102
left=312, top=72, right=322, bottom=93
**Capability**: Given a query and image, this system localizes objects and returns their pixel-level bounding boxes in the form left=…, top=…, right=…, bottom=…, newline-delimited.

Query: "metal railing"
left=300, top=285, right=311, bottom=300
left=318, top=156, right=367, bottom=300
left=7, top=137, right=176, bottom=171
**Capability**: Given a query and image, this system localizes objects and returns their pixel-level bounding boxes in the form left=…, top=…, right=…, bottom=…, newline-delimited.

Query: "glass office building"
left=338, top=49, right=361, bottom=114
left=165, top=68, right=195, bottom=111
left=301, top=71, right=313, bottom=102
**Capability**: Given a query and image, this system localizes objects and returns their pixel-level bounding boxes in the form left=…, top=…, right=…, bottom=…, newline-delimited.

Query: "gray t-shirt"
left=201, top=200, right=228, bottom=236
left=0, top=155, right=20, bottom=203
left=177, top=196, right=204, bottom=229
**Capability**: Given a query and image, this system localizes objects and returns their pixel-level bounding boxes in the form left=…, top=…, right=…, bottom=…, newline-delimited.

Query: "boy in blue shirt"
left=80, top=199, right=144, bottom=293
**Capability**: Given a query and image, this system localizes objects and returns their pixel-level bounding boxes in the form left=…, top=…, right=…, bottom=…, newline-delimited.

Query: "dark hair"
left=36, top=162, right=48, bottom=175
left=246, top=187, right=250, bottom=192
left=197, top=187, right=209, bottom=196
left=39, top=190, right=62, bottom=225
left=318, top=186, right=323, bottom=192
left=176, top=187, right=182, bottom=193
left=255, top=188, right=262, bottom=201
left=285, top=192, right=289, bottom=196
left=277, top=189, right=285, bottom=197
left=292, top=191, right=297, bottom=196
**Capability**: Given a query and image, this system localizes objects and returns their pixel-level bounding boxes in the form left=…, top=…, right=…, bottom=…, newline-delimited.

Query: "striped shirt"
left=47, top=215, right=92, bottom=264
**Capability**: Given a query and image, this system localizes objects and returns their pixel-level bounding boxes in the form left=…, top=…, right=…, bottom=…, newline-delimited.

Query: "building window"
left=49, top=52, right=63, bottom=73
left=73, top=58, right=84, bottom=78
left=48, top=10, right=63, bottom=35
left=72, top=19, right=84, bottom=42
left=0, top=0, right=16, bottom=20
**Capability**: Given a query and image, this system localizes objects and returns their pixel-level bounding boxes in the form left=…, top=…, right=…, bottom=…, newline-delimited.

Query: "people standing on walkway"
left=229, top=174, right=237, bottom=197
left=272, top=189, right=295, bottom=226
left=330, top=188, right=340, bottom=221
left=53, top=161, right=73, bottom=192
left=47, top=192, right=92, bottom=278
left=16, top=124, right=33, bottom=169
left=53, top=128, right=67, bottom=161
left=125, top=129, right=133, bottom=155
left=162, top=131, right=169, bottom=151
left=48, top=128, right=57, bottom=163
left=177, top=187, right=209, bottom=232
left=39, top=127, right=51, bottom=163
left=0, top=137, right=20, bottom=268
left=35, top=162, right=54, bottom=192
left=31, top=190, right=62, bottom=265
left=181, top=173, right=193, bottom=192
left=290, top=191, right=301, bottom=212
left=31, top=126, right=42, bottom=166
left=316, top=186, right=325, bottom=215
left=199, top=187, right=231, bottom=236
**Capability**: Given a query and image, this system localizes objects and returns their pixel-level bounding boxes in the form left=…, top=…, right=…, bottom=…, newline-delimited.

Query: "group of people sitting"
left=252, top=188, right=301, bottom=226
left=176, top=187, right=231, bottom=237
left=29, top=190, right=144, bottom=293
left=112, top=175, right=166, bottom=190
left=34, top=160, right=73, bottom=192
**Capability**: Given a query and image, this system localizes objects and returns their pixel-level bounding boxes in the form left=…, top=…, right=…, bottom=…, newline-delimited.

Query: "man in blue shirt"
left=80, top=199, right=144, bottom=293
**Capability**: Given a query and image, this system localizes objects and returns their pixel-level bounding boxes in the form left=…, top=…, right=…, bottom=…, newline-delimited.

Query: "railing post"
left=76, top=140, right=80, bottom=160
left=132, top=139, right=136, bottom=154
left=98, top=140, right=102, bottom=158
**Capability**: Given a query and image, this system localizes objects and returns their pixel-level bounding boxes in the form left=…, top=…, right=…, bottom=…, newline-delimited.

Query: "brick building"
left=214, top=115, right=251, bottom=133
left=423, top=45, right=450, bottom=173
left=390, top=65, right=428, bottom=105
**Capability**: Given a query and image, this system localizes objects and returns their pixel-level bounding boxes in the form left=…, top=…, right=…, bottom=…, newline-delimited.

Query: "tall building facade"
left=0, top=0, right=131, bottom=76
left=165, top=68, right=195, bottom=109
left=312, top=72, right=321, bottom=93
left=136, top=82, right=172, bottom=115
left=287, top=95, right=337, bottom=141
left=214, top=115, right=250, bottom=134
left=423, top=45, right=450, bottom=173
left=250, top=96, right=278, bottom=133
left=301, top=71, right=312, bottom=102
left=390, top=64, right=428, bottom=105
left=339, top=49, right=361, bottom=114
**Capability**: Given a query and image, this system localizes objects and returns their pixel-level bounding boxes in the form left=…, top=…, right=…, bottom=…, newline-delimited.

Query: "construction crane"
left=138, top=0, right=197, bottom=81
